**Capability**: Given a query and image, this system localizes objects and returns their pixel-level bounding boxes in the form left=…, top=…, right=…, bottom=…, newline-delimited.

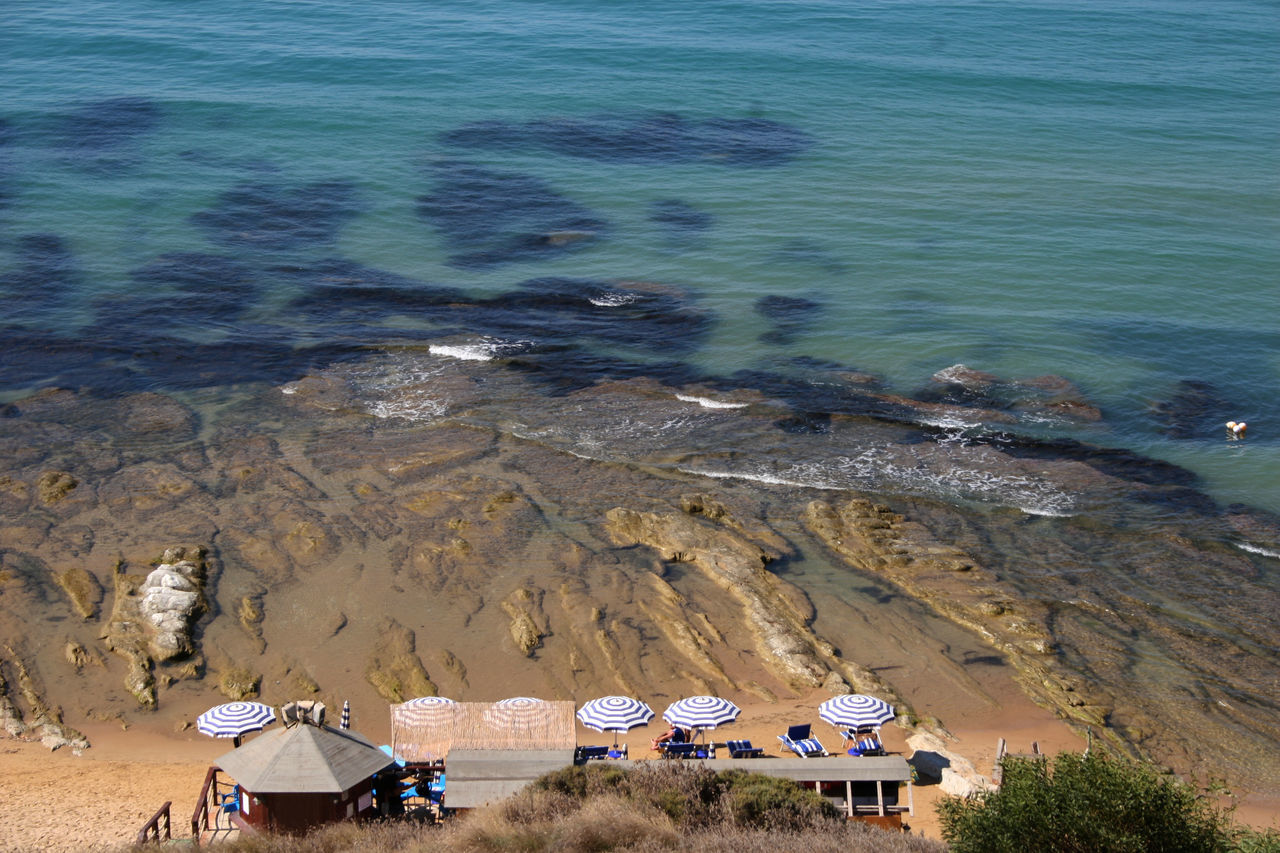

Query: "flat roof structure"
left=442, top=750, right=912, bottom=819
left=444, top=749, right=578, bottom=809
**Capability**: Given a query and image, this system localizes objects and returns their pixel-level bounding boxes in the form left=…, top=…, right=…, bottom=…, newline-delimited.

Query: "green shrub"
left=719, top=770, right=839, bottom=831
left=938, top=751, right=1235, bottom=853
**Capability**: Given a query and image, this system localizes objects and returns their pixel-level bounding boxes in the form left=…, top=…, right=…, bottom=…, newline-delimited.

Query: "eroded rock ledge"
left=804, top=497, right=1115, bottom=745
left=0, top=649, right=89, bottom=751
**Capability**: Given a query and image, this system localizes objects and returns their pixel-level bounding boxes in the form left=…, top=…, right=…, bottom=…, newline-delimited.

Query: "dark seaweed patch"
left=416, top=163, right=607, bottom=268
left=131, top=252, right=260, bottom=300
left=1151, top=379, right=1230, bottom=440
left=280, top=258, right=470, bottom=323
left=48, top=96, right=161, bottom=151
left=191, top=180, right=360, bottom=250
left=2, top=234, right=81, bottom=317
left=503, top=346, right=700, bottom=396
left=0, top=324, right=368, bottom=396
left=769, top=239, right=848, bottom=275
left=713, top=369, right=917, bottom=423
left=648, top=199, right=713, bottom=233
left=442, top=113, right=813, bottom=167
left=755, top=294, right=821, bottom=345
left=285, top=266, right=711, bottom=354
left=957, top=431, right=1201, bottom=489
left=466, top=278, right=711, bottom=353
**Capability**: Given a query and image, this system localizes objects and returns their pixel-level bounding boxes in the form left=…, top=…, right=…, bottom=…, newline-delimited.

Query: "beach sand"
left=3, top=685, right=1273, bottom=852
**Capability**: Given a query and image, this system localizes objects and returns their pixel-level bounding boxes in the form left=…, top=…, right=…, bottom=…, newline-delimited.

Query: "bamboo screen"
left=390, top=700, right=577, bottom=762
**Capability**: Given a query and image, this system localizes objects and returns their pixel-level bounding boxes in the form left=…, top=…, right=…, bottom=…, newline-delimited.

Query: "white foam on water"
left=368, top=396, right=447, bottom=421
left=428, top=337, right=534, bottom=362
left=915, top=413, right=983, bottom=430
left=678, top=466, right=844, bottom=491
left=1235, top=541, right=1280, bottom=558
left=429, top=343, right=496, bottom=361
left=338, top=354, right=455, bottom=423
left=589, top=292, right=640, bottom=307
left=675, top=394, right=748, bottom=410
left=679, top=444, right=1076, bottom=516
left=279, top=384, right=298, bottom=395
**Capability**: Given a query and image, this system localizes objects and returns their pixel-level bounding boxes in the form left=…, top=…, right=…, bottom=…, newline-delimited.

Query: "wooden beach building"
left=210, top=712, right=396, bottom=835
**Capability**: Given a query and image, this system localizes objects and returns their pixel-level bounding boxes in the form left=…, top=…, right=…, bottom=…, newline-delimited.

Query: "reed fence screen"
left=390, top=700, right=577, bottom=762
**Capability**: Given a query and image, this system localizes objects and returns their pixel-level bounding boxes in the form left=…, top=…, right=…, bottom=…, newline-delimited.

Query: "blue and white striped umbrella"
left=818, top=694, right=894, bottom=729
left=196, top=701, right=276, bottom=739
left=404, top=696, right=457, bottom=706
left=662, top=696, right=740, bottom=731
left=577, top=696, right=654, bottom=744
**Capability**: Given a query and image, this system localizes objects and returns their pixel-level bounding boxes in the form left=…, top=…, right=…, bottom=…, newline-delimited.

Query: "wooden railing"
left=192, top=765, right=218, bottom=839
left=136, top=801, right=172, bottom=844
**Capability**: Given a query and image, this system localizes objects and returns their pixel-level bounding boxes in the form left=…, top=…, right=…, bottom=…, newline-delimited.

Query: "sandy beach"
left=2, top=685, right=1274, bottom=852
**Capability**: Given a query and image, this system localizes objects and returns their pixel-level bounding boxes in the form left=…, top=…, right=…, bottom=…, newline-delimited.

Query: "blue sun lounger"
left=778, top=724, right=828, bottom=758
left=726, top=739, right=764, bottom=758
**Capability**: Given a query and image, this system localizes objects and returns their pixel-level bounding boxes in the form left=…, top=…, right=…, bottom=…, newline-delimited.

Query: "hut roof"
left=216, top=723, right=396, bottom=793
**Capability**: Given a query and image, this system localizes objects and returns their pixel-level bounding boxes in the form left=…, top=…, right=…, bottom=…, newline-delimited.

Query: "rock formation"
left=103, top=547, right=209, bottom=707
left=804, top=498, right=1113, bottom=741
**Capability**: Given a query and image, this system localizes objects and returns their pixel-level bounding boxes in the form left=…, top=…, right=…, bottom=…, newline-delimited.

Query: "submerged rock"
left=755, top=294, right=822, bottom=345
left=1151, top=379, right=1230, bottom=439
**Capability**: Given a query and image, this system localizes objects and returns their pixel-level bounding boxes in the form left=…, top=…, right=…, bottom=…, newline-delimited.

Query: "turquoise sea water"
left=3, top=0, right=1279, bottom=514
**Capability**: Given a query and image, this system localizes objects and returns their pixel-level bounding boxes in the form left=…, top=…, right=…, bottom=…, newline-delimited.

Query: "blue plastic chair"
left=778, top=724, right=828, bottom=758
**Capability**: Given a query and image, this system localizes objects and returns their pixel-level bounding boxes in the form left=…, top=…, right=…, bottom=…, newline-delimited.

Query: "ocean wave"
left=428, top=337, right=533, bottom=362
left=1235, top=541, right=1280, bottom=558
left=589, top=292, right=640, bottom=307
left=675, top=393, right=748, bottom=410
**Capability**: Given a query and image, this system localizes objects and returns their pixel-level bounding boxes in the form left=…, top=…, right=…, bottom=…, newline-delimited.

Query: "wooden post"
left=875, top=780, right=885, bottom=816
left=845, top=780, right=853, bottom=818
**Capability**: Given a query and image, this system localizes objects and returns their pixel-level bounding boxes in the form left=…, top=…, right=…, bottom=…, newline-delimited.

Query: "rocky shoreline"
left=1, top=353, right=1277, bottom=800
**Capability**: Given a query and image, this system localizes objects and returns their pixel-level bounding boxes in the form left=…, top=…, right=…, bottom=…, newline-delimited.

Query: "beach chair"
left=778, top=724, right=828, bottom=758
left=661, top=742, right=710, bottom=759
left=843, top=725, right=885, bottom=756
left=576, top=745, right=611, bottom=761
left=726, top=739, right=764, bottom=758
left=607, top=744, right=628, bottom=759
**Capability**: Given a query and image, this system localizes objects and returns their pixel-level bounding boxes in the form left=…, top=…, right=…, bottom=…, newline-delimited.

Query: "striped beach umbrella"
left=662, top=696, right=740, bottom=736
left=577, top=696, right=654, bottom=746
left=818, top=694, right=895, bottom=729
left=485, top=696, right=548, bottom=729
left=196, top=701, right=276, bottom=741
left=340, top=700, right=350, bottom=730
left=394, top=696, right=458, bottom=728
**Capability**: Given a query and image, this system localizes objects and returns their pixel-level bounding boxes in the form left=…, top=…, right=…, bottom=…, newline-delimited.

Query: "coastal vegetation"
left=160, top=763, right=944, bottom=852
left=937, top=752, right=1279, bottom=853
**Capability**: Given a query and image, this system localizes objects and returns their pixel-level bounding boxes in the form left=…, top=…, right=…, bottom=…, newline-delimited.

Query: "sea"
left=3, top=0, right=1279, bottom=789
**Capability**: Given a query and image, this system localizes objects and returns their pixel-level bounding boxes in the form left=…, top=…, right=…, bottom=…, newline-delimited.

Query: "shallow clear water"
left=3, top=0, right=1278, bottom=512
